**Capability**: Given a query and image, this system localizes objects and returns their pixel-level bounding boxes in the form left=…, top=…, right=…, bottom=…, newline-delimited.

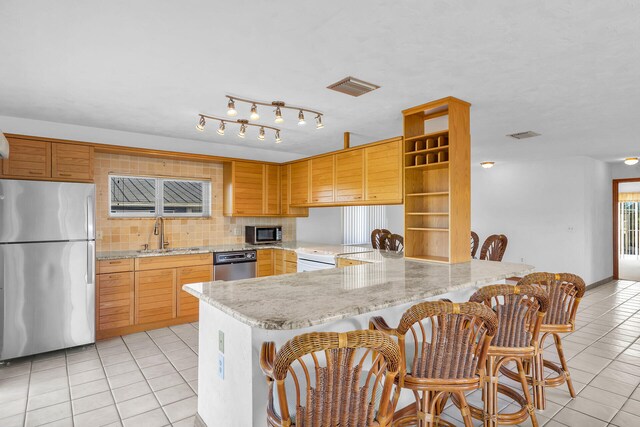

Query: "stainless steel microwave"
left=245, top=226, right=282, bottom=245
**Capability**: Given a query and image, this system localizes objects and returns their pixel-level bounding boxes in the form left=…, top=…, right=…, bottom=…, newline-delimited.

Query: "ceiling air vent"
left=327, top=76, right=380, bottom=97
left=507, top=131, right=541, bottom=140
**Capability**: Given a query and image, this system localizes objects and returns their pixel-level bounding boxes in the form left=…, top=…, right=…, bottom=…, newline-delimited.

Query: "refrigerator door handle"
left=87, top=241, right=95, bottom=287
left=87, top=195, right=95, bottom=240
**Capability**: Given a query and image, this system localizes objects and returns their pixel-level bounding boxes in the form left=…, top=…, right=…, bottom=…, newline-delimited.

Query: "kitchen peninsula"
left=184, top=256, right=533, bottom=426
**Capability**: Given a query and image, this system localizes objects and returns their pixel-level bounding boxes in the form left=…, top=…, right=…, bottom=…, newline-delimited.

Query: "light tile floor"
left=2, top=280, right=640, bottom=426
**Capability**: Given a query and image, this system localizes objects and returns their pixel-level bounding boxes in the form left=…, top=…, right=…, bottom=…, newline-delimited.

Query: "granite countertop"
left=183, top=258, right=534, bottom=330
left=96, top=241, right=373, bottom=260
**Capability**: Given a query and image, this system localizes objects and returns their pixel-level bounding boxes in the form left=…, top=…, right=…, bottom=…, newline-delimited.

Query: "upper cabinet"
left=335, top=149, right=364, bottom=203
left=289, top=160, right=310, bottom=206
left=280, top=165, right=308, bottom=217
left=223, top=161, right=265, bottom=216
left=264, top=164, right=280, bottom=215
left=1, top=136, right=94, bottom=182
left=310, top=156, right=335, bottom=204
left=364, top=138, right=403, bottom=203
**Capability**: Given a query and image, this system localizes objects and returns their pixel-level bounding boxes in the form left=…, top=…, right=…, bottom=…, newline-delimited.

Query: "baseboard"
left=195, top=413, right=207, bottom=427
left=587, top=276, right=614, bottom=289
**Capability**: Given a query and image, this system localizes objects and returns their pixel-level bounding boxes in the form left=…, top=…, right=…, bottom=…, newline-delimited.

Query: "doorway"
left=614, top=178, right=640, bottom=281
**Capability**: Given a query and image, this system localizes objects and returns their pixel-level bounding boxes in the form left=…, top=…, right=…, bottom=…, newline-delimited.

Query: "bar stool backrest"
left=371, top=229, right=391, bottom=250
left=479, top=234, right=508, bottom=261
left=471, top=231, right=479, bottom=258
left=394, top=301, right=497, bottom=381
left=517, top=273, right=585, bottom=327
left=470, top=284, right=549, bottom=348
left=261, top=331, right=400, bottom=427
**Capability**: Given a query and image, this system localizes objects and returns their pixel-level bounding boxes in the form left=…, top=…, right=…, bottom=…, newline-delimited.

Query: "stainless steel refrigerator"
left=0, top=179, right=95, bottom=360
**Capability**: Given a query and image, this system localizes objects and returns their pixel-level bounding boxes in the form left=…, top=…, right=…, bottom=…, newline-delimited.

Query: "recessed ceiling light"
left=480, top=161, right=495, bottom=168
left=507, top=131, right=540, bottom=140
left=624, top=157, right=639, bottom=165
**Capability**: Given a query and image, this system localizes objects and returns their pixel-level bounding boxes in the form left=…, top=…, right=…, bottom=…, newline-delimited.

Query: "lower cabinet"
left=336, top=258, right=367, bottom=268
left=96, top=254, right=212, bottom=339
left=258, top=249, right=297, bottom=277
left=257, top=249, right=274, bottom=277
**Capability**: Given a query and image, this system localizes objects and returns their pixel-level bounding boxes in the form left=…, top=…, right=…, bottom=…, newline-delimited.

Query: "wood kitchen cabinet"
left=1, top=136, right=94, bottom=182
left=364, top=138, right=403, bottom=203
left=289, top=160, right=310, bottom=206
left=274, top=250, right=285, bottom=275
left=264, top=164, right=280, bottom=215
left=96, top=253, right=212, bottom=339
left=310, top=155, right=335, bottom=204
left=257, top=249, right=274, bottom=277
left=284, top=250, right=297, bottom=273
left=279, top=165, right=308, bottom=217
left=52, top=143, right=94, bottom=181
left=223, top=161, right=265, bottom=216
left=1, top=137, right=51, bottom=178
left=335, top=149, right=364, bottom=203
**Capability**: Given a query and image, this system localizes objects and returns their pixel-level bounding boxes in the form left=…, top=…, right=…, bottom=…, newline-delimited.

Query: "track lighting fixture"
left=196, top=116, right=206, bottom=131
left=196, top=114, right=281, bottom=143
left=274, top=107, right=284, bottom=124
left=227, top=98, right=237, bottom=117
left=238, top=122, right=247, bottom=138
left=224, top=95, right=323, bottom=129
left=250, top=104, right=260, bottom=121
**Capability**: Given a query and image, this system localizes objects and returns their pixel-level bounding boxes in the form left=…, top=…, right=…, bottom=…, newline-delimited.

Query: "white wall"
left=612, top=163, right=640, bottom=180
left=0, top=115, right=300, bottom=163
left=471, top=156, right=612, bottom=285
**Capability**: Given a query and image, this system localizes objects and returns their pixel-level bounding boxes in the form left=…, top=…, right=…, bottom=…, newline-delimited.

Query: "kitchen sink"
left=137, top=247, right=202, bottom=254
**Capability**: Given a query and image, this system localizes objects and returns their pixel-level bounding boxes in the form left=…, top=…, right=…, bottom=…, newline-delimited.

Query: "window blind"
left=342, top=205, right=387, bottom=245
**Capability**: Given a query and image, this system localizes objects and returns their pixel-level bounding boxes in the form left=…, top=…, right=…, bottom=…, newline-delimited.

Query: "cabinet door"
left=176, top=264, right=212, bottom=318
left=285, top=261, right=297, bottom=274
left=274, top=250, right=284, bottom=275
left=257, top=249, right=274, bottom=277
left=365, top=139, right=403, bottom=203
left=233, top=161, right=264, bottom=215
left=97, top=272, right=134, bottom=331
left=52, top=143, right=94, bottom=181
left=335, top=150, right=364, bottom=203
left=264, top=164, right=280, bottom=215
left=135, top=268, right=176, bottom=324
left=2, top=138, right=51, bottom=178
left=290, top=160, right=310, bottom=206
left=280, top=165, right=308, bottom=217
left=310, top=156, right=335, bottom=204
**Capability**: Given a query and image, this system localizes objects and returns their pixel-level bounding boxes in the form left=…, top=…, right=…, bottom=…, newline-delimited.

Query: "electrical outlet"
left=96, top=230, right=103, bottom=240
left=218, top=352, right=224, bottom=380
left=219, top=330, right=224, bottom=353
left=233, top=226, right=241, bottom=236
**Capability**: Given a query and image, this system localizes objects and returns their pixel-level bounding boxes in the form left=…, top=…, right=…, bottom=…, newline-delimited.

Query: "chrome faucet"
left=153, top=217, right=169, bottom=249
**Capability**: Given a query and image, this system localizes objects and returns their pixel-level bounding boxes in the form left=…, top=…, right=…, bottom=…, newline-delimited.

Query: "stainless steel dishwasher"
left=213, top=250, right=257, bottom=281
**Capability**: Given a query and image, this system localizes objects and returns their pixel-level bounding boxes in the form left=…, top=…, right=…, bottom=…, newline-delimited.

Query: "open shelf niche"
left=402, top=97, right=471, bottom=263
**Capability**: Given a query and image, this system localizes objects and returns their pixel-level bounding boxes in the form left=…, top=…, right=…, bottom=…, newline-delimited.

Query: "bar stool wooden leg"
left=553, top=333, right=576, bottom=397
left=533, top=350, right=546, bottom=410
left=484, top=355, right=498, bottom=427
left=515, top=358, right=539, bottom=427
left=455, top=391, right=475, bottom=427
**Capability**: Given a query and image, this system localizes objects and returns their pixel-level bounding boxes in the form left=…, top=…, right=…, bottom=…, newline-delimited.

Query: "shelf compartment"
left=405, top=228, right=450, bottom=261
left=404, top=130, right=449, bottom=143
left=405, top=161, right=449, bottom=170
left=404, top=145, right=449, bottom=156
left=406, top=192, right=449, bottom=197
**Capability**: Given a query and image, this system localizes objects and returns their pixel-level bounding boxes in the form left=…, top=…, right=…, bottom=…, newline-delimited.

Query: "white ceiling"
left=0, top=1, right=639, bottom=162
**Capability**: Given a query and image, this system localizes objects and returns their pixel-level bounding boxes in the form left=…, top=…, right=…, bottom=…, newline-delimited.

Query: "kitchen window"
left=342, top=205, right=387, bottom=245
left=109, top=175, right=211, bottom=218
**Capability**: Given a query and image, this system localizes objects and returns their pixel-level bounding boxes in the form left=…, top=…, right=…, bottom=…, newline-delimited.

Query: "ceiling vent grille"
left=507, top=131, right=541, bottom=140
left=327, top=76, right=380, bottom=97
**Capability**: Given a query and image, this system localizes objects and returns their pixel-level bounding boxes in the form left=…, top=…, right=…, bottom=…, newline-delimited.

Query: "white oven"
left=295, top=248, right=337, bottom=272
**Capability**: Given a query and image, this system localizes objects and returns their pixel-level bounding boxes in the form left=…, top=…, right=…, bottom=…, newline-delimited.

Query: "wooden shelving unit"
left=402, top=97, right=471, bottom=264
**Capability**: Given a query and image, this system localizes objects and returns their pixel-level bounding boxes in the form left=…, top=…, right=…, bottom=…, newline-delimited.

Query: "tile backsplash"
left=95, top=152, right=295, bottom=252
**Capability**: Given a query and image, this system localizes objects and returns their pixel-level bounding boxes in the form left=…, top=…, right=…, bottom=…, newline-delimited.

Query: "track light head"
left=238, top=123, right=247, bottom=138
left=227, top=99, right=237, bottom=117
left=275, top=130, right=282, bottom=143
left=298, top=110, right=306, bottom=126
left=216, top=121, right=225, bottom=135
left=250, top=104, right=260, bottom=121
left=315, top=114, right=324, bottom=129
left=257, top=127, right=265, bottom=141
left=274, top=107, right=284, bottom=124
left=196, top=116, right=206, bottom=131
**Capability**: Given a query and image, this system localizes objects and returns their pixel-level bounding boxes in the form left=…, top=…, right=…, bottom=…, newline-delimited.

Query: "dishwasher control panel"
left=214, top=250, right=257, bottom=264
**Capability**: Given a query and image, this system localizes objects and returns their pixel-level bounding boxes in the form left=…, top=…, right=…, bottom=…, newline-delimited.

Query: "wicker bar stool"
left=471, top=232, right=479, bottom=258
left=260, top=330, right=400, bottom=427
left=383, top=233, right=404, bottom=253
left=372, top=229, right=391, bottom=250
left=458, top=284, right=549, bottom=427
left=508, top=272, right=586, bottom=407
left=370, top=301, right=498, bottom=427
left=479, top=235, right=508, bottom=261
